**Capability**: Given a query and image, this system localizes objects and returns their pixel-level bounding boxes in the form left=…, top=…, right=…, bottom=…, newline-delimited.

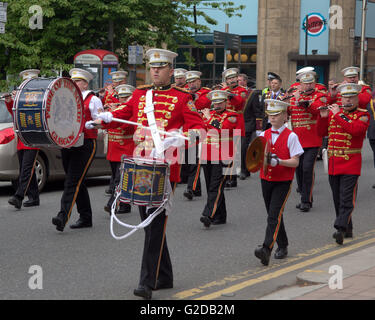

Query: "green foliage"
left=0, top=0, right=244, bottom=90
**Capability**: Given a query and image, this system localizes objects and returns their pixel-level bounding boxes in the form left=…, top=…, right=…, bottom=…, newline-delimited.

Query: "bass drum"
left=13, top=77, right=84, bottom=148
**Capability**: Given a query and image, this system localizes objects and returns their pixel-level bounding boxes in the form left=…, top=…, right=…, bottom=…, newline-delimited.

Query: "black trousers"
left=296, top=147, right=319, bottom=204
left=186, top=164, right=201, bottom=192
left=138, top=189, right=175, bottom=289
left=261, top=179, right=292, bottom=250
left=328, top=175, right=359, bottom=232
left=369, top=139, right=375, bottom=168
left=59, top=139, right=96, bottom=223
left=15, top=149, right=39, bottom=201
left=107, top=161, right=131, bottom=210
left=202, top=162, right=227, bottom=222
left=241, top=130, right=254, bottom=174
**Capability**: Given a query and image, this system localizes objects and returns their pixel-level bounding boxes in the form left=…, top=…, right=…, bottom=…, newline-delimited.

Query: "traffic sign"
left=128, top=45, right=143, bottom=65
left=214, top=30, right=240, bottom=49
left=0, top=2, right=7, bottom=23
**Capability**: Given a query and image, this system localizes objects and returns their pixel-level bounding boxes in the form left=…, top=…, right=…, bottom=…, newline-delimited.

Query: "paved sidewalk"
left=259, top=244, right=375, bottom=300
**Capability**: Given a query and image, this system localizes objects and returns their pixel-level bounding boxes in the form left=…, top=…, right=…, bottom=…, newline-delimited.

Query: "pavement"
left=259, top=243, right=375, bottom=300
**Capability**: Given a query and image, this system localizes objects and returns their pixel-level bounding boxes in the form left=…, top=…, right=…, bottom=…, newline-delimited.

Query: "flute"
left=318, top=104, right=353, bottom=110
left=281, top=88, right=314, bottom=101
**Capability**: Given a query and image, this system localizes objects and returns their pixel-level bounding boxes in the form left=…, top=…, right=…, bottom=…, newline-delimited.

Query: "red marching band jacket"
left=103, top=91, right=134, bottom=162
left=221, top=85, right=247, bottom=136
left=5, top=99, right=38, bottom=150
left=82, top=93, right=98, bottom=139
left=260, top=128, right=296, bottom=182
left=193, top=87, right=212, bottom=111
left=289, top=89, right=328, bottom=148
left=200, top=110, right=240, bottom=162
left=102, top=85, right=206, bottom=183
left=317, top=108, right=370, bottom=176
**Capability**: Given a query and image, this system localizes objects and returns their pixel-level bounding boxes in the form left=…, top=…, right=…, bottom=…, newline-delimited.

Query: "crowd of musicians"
left=3, top=48, right=374, bottom=299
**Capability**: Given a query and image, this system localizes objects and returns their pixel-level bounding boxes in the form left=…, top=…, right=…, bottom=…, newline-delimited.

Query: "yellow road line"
left=194, top=237, right=375, bottom=300
left=173, top=229, right=375, bottom=299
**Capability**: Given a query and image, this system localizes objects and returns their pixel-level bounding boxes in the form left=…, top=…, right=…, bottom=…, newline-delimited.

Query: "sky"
left=195, top=0, right=258, bottom=36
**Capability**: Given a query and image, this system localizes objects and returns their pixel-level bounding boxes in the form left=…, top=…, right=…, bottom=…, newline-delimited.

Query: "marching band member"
left=87, top=48, right=206, bottom=300
left=51, top=68, right=103, bottom=232
left=328, top=67, right=372, bottom=109
left=104, top=84, right=135, bottom=215
left=289, top=70, right=328, bottom=212
left=102, top=70, right=128, bottom=195
left=254, top=99, right=303, bottom=266
left=102, top=70, right=128, bottom=108
left=5, top=69, right=41, bottom=209
left=317, top=84, right=370, bottom=245
left=172, top=68, right=188, bottom=88
left=221, top=68, right=247, bottom=188
left=199, top=90, right=239, bottom=228
left=290, top=67, right=327, bottom=93
left=183, top=70, right=211, bottom=200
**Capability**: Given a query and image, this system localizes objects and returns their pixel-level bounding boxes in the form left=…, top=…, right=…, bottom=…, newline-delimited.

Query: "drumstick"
left=111, top=117, right=189, bottom=141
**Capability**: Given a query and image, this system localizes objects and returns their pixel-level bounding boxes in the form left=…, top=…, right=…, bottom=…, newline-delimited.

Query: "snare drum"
left=13, top=77, right=84, bottom=148
left=119, top=157, right=170, bottom=207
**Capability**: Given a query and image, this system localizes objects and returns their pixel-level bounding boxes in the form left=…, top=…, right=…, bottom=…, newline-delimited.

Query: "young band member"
left=199, top=90, right=239, bottom=228
left=87, top=48, right=205, bottom=300
left=5, top=69, right=41, bottom=209
left=52, top=68, right=103, bottom=232
left=317, top=84, right=370, bottom=245
left=254, top=99, right=303, bottom=266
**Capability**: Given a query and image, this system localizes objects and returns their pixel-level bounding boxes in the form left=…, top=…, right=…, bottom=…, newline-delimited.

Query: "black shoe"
left=193, top=190, right=202, bottom=197
left=274, top=247, right=288, bottom=259
left=296, top=203, right=301, bottom=209
left=183, top=189, right=193, bottom=200
left=300, top=202, right=311, bottom=212
left=200, top=216, right=211, bottom=228
left=239, top=172, right=249, bottom=180
left=254, top=246, right=271, bottom=266
left=70, top=219, right=92, bottom=229
left=212, top=219, right=226, bottom=225
left=154, top=281, right=173, bottom=291
left=333, top=231, right=344, bottom=245
left=225, top=180, right=237, bottom=188
left=133, top=285, right=152, bottom=300
left=8, top=196, right=22, bottom=209
left=117, top=203, right=131, bottom=214
left=52, top=212, right=67, bottom=232
left=372, top=184, right=375, bottom=189
left=105, top=188, right=112, bottom=195
left=23, top=199, right=40, bottom=207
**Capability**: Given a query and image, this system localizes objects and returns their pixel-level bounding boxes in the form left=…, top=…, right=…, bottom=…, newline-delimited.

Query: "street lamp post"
left=360, top=0, right=368, bottom=82
left=304, top=14, right=309, bottom=67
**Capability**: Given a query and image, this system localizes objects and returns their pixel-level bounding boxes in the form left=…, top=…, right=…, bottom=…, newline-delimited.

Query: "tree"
left=0, top=0, right=244, bottom=90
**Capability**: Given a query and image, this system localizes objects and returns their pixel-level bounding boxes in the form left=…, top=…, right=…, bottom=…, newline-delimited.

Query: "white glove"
left=85, top=121, right=96, bottom=129
left=269, top=154, right=280, bottom=167
left=98, top=112, right=113, bottom=123
left=256, top=130, right=262, bottom=137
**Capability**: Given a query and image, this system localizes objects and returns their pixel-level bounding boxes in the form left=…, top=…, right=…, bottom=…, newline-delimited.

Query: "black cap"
left=267, top=72, right=281, bottom=81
